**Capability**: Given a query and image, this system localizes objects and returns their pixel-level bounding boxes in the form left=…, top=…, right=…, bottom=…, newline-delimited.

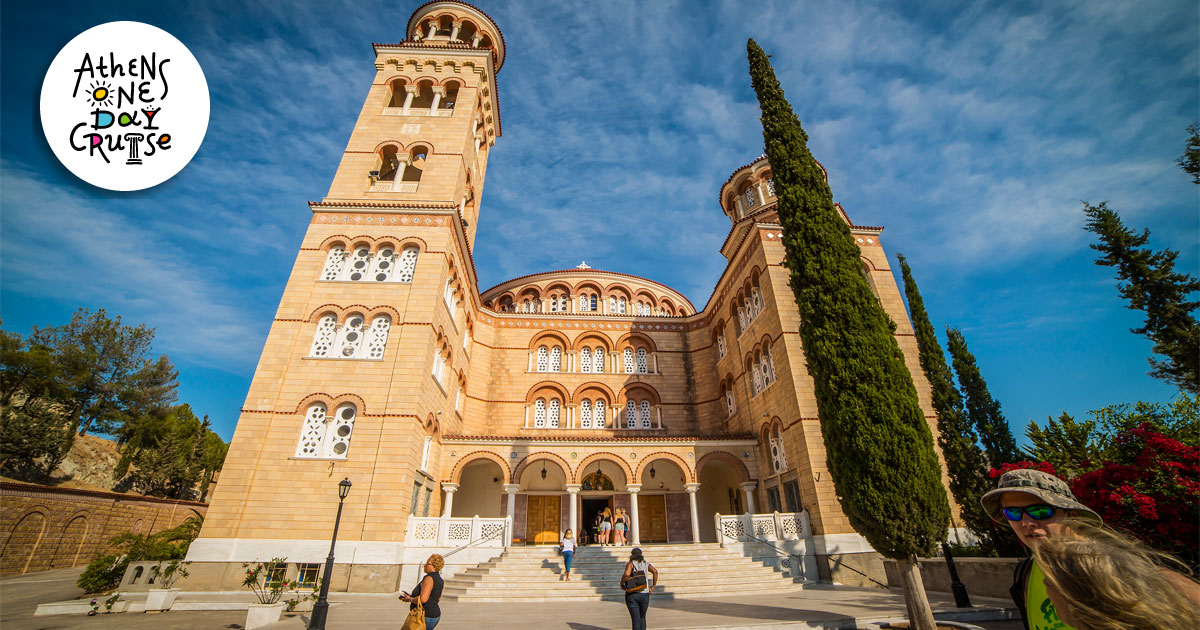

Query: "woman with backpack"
left=620, top=547, right=658, bottom=630
left=559, top=529, right=576, bottom=581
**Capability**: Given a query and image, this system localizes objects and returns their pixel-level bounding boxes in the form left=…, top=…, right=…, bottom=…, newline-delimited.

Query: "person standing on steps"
left=599, top=507, right=613, bottom=546
left=399, top=554, right=445, bottom=630
left=613, top=508, right=627, bottom=546
left=620, top=547, right=658, bottom=630
left=559, top=529, right=576, bottom=581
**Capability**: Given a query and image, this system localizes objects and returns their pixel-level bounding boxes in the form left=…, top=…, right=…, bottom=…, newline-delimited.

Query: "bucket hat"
left=979, top=469, right=1102, bottom=524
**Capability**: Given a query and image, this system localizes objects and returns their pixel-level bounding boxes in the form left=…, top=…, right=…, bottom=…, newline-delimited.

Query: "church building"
left=186, top=0, right=955, bottom=592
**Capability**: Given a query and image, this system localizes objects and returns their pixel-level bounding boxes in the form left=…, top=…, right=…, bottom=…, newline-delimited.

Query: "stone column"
left=426, top=22, right=437, bottom=38
left=472, top=33, right=482, bottom=47
left=441, top=483, right=459, bottom=517
left=430, top=86, right=445, bottom=114
left=684, top=483, right=702, bottom=543
left=740, top=481, right=757, bottom=514
left=566, top=484, right=581, bottom=536
left=449, top=21, right=462, bottom=41
left=402, top=85, right=418, bottom=115
left=504, top=484, right=519, bottom=544
left=439, top=482, right=459, bottom=546
left=628, top=484, right=642, bottom=545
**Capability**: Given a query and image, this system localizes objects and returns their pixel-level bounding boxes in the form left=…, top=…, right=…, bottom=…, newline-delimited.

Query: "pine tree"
left=748, top=39, right=948, bottom=630
left=1178, top=122, right=1200, bottom=184
left=945, top=327, right=1020, bottom=469
left=896, top=255, right=995, bottom=547
left=1082, top=202, right=1199, bottom=393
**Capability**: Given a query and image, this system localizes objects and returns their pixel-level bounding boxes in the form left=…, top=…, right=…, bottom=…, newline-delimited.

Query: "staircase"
left=442, top=543, right=810, bottom=602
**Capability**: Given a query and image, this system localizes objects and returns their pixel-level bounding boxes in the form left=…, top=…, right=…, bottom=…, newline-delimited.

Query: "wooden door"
left=526, top=495, right=561, bottom=545
left=638, top=495, right=667, bottom=542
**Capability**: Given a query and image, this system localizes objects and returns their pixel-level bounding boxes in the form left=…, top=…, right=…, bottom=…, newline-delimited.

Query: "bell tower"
left=323, top=0, right=504, bottom=247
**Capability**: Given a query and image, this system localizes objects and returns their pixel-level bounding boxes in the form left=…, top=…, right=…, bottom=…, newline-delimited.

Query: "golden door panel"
left=638, top=495, right=667, bottom=542
left=526, top=495, right=561, bottom=545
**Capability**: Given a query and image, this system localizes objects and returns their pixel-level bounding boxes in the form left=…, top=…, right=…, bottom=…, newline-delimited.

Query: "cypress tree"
left=747, top=40, right=948, bottom=629
left=1082, top=202, right=1199, bottom=393
left=896, top=255, right=995, bottom=546
left=945, top=327, right=1019, bottom=469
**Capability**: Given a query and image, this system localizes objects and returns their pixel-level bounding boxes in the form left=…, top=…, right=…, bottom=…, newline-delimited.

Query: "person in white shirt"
left=559, top=530, right=576, bottom=581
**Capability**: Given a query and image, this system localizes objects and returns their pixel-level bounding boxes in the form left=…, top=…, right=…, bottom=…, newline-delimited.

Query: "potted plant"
left=242, top=557, right=290, bottom=630
left=144, top=559, right=190, bottom=611
left=285, top=575, right=322, bottom=613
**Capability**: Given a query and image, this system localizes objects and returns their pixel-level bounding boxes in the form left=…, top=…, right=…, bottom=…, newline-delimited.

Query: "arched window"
left=590, top=294, right=598, bottom=311
left=346, top=246, right=371, bottom=282
left=326, top=404, right=357, bottom=457
left=618, top=297, right=627, bottom=314
left=443, top=279, right=457, bottom=312
left=594, top=399, right=606, bottom=428
left=295, top=402, right=357, bottom=459
left=639, top=400, right=651, bottom=429
left=336, top=314, right=365, bottom=357
left=295, top=402, right=327, bottom=457
left=402, top=147, right=426, bottom=183
left=388, top=79, right=408, bottom=108
left=378, top=146, right=400, bottom=181
left=770, top=424, right=787, bottom=473
left=432, top=348, right=446, bottom=383
left=766, top=178, right=776, bottom=197
left=578, top=294, right=591, bottom=312
left=592, top=347, right=605, bottom=373
left=743, top=185, right=757, bottom=209
left=761, top=348, right=775, bottom=387
left=624, top=401, right=637, bottom=429
left=369, top=246, right=396, bottom=282
left=549, top=347, right=562, bottom=372
left=534, top=398, right=547, bottom=428
left=322, top=244, right=417, bottom=283
left=751, top=286, right=764, bottom=316
left=536, top=346, right=549, bottom=372
left=636, top=348, right=648, bottom=373
left=310, top=313, right=392, bottom=360
left=580, top=348, right=591, bottom=373
left=310, top=315, right=337, bottom=357
left=623, top=348, right=635, bottom=373
left=579, top=399, right=592, bottom=428
left=396, top=246, right=418, bottom=283
left=717, top=333, right=727, bottom=358
left=725, top=384, right=736, bottom=417
left=751, top=361, right=763, bottom=395
left=366, top=315, right=391, bottom=359
left=548, top=399, right=561, bottom=428
left=442, top=82, right=460, bottom=110
left=321, top=247, right=346, bottom=280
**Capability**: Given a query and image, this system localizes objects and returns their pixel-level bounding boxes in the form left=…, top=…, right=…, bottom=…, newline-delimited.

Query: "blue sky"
left=2, top=0, right=1196, bottom=443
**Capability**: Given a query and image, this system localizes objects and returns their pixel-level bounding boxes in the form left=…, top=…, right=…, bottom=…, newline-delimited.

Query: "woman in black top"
left=400, top=554, right=445, bottom=629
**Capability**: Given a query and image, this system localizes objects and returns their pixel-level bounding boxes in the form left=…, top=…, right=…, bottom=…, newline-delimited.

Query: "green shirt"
left=1026, top=559, right=1075, bottom=630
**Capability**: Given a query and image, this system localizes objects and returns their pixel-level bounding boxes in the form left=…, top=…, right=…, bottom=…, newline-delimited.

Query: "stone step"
left=466, top=564, right=786, bottom=577
left=443, top=582, right=807, bottom=602
left=476, top=556, right=786, bottom=568
left=449, top=570, right=786, bottom=585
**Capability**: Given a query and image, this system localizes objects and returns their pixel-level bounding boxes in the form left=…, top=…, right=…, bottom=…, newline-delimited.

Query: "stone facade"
left=0, top=482, right=206, bottom=575
left=188, top=0, right=961, bottom=592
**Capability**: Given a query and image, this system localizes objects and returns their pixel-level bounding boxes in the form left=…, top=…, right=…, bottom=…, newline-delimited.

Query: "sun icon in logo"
left=88, top=81, right=112, bottom=107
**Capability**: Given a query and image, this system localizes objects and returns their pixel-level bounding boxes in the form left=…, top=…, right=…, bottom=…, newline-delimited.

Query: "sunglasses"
left=1001, top=504, right=1057, bottom=521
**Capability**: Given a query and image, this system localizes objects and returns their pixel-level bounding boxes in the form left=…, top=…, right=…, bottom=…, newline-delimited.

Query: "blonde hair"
left=1032, top=520, right=1199, bottom=630
left=426, top=554, right=445, bottom=572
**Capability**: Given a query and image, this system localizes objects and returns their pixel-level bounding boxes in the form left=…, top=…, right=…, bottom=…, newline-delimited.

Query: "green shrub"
left=76, top=554, right=128, bottom=594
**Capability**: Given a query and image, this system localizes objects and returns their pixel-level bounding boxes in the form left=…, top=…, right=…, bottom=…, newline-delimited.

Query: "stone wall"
left=0, top=481, right=208, bottom=576
left=884, top=556, right=1022, bottom=600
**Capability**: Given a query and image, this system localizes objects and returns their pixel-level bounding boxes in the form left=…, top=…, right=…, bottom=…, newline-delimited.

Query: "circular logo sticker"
left=39, top=21, right=209, bottom=191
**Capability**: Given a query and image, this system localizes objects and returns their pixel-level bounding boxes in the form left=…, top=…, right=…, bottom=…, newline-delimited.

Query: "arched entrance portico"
left=516, top=454, right=569, bottom=544
left=635, top=455, right=690, bottom=543
left=696, top=452, right=753, bottom=542
left=451, top=458, right=505, bottom=518
left=576, top=454, right=628, bottom=545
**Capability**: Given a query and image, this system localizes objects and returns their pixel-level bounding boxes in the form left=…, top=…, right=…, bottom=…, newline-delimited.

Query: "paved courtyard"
left=1, top=567, right=1023, bottom=630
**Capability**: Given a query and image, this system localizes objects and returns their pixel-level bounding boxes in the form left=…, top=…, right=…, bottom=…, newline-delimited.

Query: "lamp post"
left=940, top=541, right=972, bottom=608
left=309, top=478, right=352, bottom=630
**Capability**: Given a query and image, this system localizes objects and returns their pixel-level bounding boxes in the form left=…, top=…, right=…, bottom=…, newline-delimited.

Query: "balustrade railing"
left=716, top=510, right=811, bottom=543
left=405, top=515, right=511, bottom=548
